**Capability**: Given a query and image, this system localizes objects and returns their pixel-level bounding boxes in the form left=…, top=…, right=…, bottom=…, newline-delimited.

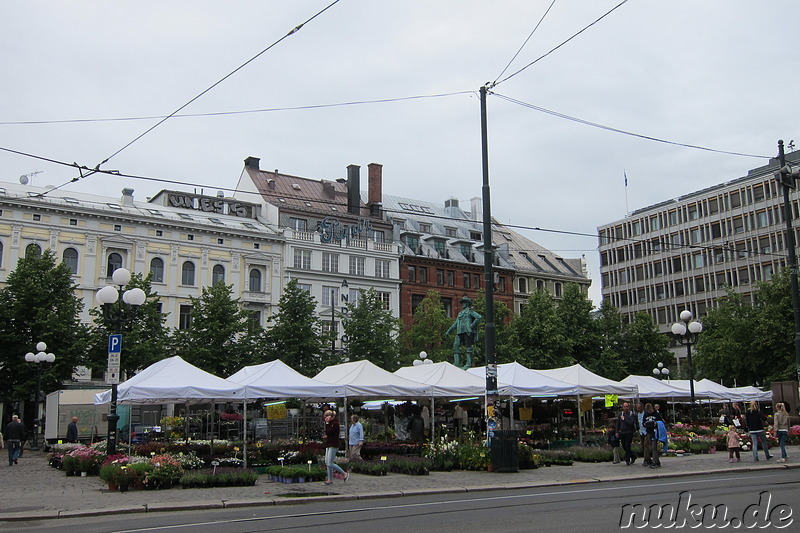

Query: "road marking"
left=113, top=472, right=796, bottom=532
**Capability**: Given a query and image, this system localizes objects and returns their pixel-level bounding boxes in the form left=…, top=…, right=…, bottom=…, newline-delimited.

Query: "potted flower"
left=117, top=466, right=133, bottom=493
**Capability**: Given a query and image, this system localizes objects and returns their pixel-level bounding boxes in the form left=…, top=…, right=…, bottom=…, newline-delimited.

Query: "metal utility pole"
left=777, top=139, right=800, bottom=383
left=480, top=85, right=497, bottom=400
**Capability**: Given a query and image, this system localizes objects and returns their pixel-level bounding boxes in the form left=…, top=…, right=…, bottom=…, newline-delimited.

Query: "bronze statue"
left=445, top=296, right=481, bottom=369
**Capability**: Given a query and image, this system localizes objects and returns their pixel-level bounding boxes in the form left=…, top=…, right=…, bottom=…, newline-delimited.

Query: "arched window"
left=25, top=243, right=42, bottom=258
left=537, top=280, right=545, bottom=292
left=149, top=257, right=164, bottom=283
left=212, top=264, right=225, bottom=285
left=249, top=268, right=262, bottom=292
left=107, top=252, right=123, bottom=277
left=181, top=261, right=195, bottom=286
left=554, top=282, right=563, bottom=298
left=62, top=248, right=79, bottom=274
left=518, top=278, right=527, bottom=294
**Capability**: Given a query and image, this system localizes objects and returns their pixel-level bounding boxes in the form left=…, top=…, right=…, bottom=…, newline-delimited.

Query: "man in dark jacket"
left=616, top=402, right=638, bottom=466
left=4, top=415, right=26, bottom=466
left=66, top=417, right=79, bottom=443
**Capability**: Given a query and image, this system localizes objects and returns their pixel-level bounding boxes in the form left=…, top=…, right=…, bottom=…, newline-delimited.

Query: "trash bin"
left=490, top=430, right=519, bottom=472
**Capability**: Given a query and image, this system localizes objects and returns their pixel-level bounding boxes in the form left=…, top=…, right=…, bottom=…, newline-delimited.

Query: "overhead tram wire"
left=0, top=91, right=474, bottom=127
left=491, top=0, right=630, bottom=89
left=1, top=144, right=788, bottom=262
left=38, top=0, right=343, bottom=198
left=491, top=0, right=558, bottom=86
left=492, top=93, right=771, bottom=160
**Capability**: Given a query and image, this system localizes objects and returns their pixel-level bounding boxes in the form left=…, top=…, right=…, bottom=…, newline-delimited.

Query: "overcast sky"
left=1, top=1, right=797, bottom=305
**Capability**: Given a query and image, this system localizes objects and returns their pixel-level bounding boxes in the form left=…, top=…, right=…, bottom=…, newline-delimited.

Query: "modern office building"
left=597, top=150, right=800, bottom=335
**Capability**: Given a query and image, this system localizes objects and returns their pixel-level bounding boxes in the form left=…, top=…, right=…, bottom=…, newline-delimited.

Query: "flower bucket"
left=81, top=472, right=88, bottom=477
left=709, top=446, right=716, bottom=454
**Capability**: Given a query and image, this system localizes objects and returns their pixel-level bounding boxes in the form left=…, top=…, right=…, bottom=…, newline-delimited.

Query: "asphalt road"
left=6, top=469, right=797, bottom=533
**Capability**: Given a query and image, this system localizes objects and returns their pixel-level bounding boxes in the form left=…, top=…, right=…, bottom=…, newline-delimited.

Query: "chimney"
left=244, top=156, right=260, bottom=170
left=444, top=197, right=460, bottom=219
left=368, top=163, right=382, bottom=204
left=346, top=164, right=360, bottom=215
left=322, top=181, right=336, bottom=199
left=121, top=188, right=134, bottom=206
left=470, top=196, right=482, bottom=221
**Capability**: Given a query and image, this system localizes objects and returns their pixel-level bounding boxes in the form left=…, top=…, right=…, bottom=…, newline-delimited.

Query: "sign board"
left=107, top=353, right=121, bottom=367
left=108, top=334, right=122, bottom=354
left=106, top=370, right=120, bottom=385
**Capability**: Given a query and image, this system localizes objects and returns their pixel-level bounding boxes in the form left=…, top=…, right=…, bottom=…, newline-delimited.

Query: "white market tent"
left=396, top=361, right=508, bottom=397
left=667, top=379, right=733, bottom=401
left=620, top=375, right=691, bottom=398
left=94, top=356, right=245, bottom=405
left=466, top=362, right=581, bottom=397
left=314, top=360, right=433, bottom=398
left=728, top=386, right=772, bottom=402
left=228, top=360, right=345, bottom=399
left=536, top=364, right=639, bottom=397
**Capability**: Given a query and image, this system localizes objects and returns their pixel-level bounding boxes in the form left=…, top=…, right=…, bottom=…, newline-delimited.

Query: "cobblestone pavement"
left=0, top=447, right=797, bottom=521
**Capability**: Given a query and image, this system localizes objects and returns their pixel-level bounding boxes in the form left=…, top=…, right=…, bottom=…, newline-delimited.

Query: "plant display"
left=180, top=468, right=258, bottom=488
left=264, top=465, right=327, bottom=482
left=347, top=461, right=390, bottom=476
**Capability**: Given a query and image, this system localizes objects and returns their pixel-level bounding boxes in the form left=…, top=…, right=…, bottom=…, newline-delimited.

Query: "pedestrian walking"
left=616, top=402, right=638, bottom=466
left=323, top=410, right=348, bottom=485
left=3, top=415, right=26, bottom=466
left=654, top=419, right=668, bottom=468
left=607, top=422, right=621, bottom=464
left=774, top=402, right=790, bottom=462
left=635, top=403, right=651, bottom=466
left=347, top=415, right=364, bottom=462
left=744, top=401, right=772, bottom=461
left=643, top=404, right=661, bottom=468
left=66, top=416, right=79, bottom=443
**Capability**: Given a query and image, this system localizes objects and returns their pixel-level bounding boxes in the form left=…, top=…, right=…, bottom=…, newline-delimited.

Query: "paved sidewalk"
left=0, top=447, right=797, bottom=522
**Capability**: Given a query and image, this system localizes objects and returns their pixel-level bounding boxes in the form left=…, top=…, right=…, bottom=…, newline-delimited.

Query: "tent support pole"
left=243, top=400, right=247, bottom=468
left=577, top=394, right=583, bottom=444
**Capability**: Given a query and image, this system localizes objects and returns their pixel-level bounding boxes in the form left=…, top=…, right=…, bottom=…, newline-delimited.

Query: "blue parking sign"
left=108, top=334, right=122, bottom=353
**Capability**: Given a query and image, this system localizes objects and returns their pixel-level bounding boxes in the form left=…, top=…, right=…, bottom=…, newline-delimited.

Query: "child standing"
left=607, top=423, right=621, bottom=464
left=727, top=426, right=741, bottom=463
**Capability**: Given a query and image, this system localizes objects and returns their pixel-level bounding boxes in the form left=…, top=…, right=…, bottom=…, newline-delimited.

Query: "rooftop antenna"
left=19, top=170, right=43, bottom=185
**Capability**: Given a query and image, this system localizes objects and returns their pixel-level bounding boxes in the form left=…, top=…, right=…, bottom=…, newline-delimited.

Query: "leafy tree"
left=401, top=290, right=452, bottom=363
left=510, top=289, right=573, bottom=369
left=343, top=288, right=402, bottom=370
left=696, top=271, right=795, bottom=385
left=0, top=249, right=89, bottom=406
left=619, top=312, right=670, bottom=377
left=265, top=279, right=330, bottom=376
left=172, top=282, right=255, bottom=376
left=556, top=283, right=601, bottom=366
left=585, top=303, right=626, bottom=381
left=87, top=273, right=169, bottom=378
left=471, top=294, right=517, bottom=365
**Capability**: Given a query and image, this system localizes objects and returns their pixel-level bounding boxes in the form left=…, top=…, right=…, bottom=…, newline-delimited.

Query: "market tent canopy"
left=621, top=375, right=691, bottom=398
left=94, top=356, right=245, bottom=404
left=466, top=362, right=581, bottom=397
left=666, top=379, right=733, bottom=401
left=314, top=360, right=433, bottom=397
left=728, top=386, right=772, bottom=402
left=535, top=364, right=639, bottom=396
left=396, top=361, right=509, bottom=397
left=228, top=360, right=345, bottom=399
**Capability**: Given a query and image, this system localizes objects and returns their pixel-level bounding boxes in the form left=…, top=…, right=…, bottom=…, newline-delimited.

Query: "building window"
left=432, top=239, right=446, bottom=257
left=348, top=288, right=361, bottom=306
left=187, top=234, right=194, bottom=241
left=293, top=249, right=311, bottom=270
left=155, top=230, right=163, bottom=237
left=411, top=294, right=425, bottom=315
left=32, top=214, right=41, bottom=221
left=404, top=235, right=420, bottom=253
left=349, top=256, right=365, bottom=276
left=181, top=261, right=196, bottom=285
left=322, top=252, right=339, bottom=273
left=372, top=230, right=385, bottom=243
left=212, top=264, right=225, bottom=285
left=0, top=241, right=3, bottom=269
left=321, top=320, right=338, bottom=336
left=496, top=276, right=506, bottom=292
left=179, top=305, right=192, bottom=330
left=518, top=278, right=527, bottom=293
left=375, top=259, right=390, bottom=279
left=419, top=223, right=431, bottom=233
left=445, top=227, right=457, bottom=238
left=442, top=297, right=453, bottom=318
left=25, top=243, right=42, bottom=259
left=69, top=218, right=78, bottom=226
left=436, top=269, right=444, bottom=285
left=470, top=231, right=481, bottom=241
left=249, top=268, right=262, bottom=292
left=62, top=248, right=79, bottom=274
left=554, top=282, right=562, bottom=298
left=289, top=218, right=308, bottom=231
left=474, top=273, right=482, bottom=289
left=322, top=286, right=339, bottom=307
left=460, top=243, right=472, bottom=260
left=217, top=238, right=224, bottom=245
left=106, top=252, right=122, bottom=276
left=253, top=243, right=260, bottom=250
left=419, top=267, right=428, bottom=283
left=463, top=273, right=471, bottom=289
left=408, top=265, right=416, bottom=282
left=446, top=270, right=454, bottom=286
left=248, top=310, right=262, bottom=331
left=297, top=283, right=312, bottom=293
left=150, top=257, right=164, bottom=283
left=114, top=225, right=122, bottom=232
left=378, top=291, right=390, bottom=310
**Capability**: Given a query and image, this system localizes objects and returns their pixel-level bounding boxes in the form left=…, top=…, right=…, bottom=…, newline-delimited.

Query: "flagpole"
left=624, top=170, right=629, bottom=215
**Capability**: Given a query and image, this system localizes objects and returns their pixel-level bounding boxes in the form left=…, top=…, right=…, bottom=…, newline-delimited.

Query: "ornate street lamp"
left=95, top=268, right=146, bottom=456
left=671, top=310, right=702, bottom=407
left=413, top=351, right=434, bottom=366
left=24, top=341, right=55, bottom=451
left=652, top=362, right=670, bottom=381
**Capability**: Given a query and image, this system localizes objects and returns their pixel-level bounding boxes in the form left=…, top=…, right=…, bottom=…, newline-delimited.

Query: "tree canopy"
left=343, top=288, right=403, bottom=370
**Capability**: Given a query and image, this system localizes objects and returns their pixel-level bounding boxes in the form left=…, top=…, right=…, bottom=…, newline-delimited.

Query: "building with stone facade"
left=0, top=182, right=284, bottom=333
left=597, top=151, right=800, bottom=336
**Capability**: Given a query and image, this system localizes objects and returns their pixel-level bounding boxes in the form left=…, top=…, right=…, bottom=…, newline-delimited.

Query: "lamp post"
left=652, top=362, right=670, bottom=381
left=95, top=268, right=146, bottom=456
left=24, top=342, right=55, bottom=451
left=671, top=310, right=702, bottom=407
left=413, top=351, right=434, bottom=366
